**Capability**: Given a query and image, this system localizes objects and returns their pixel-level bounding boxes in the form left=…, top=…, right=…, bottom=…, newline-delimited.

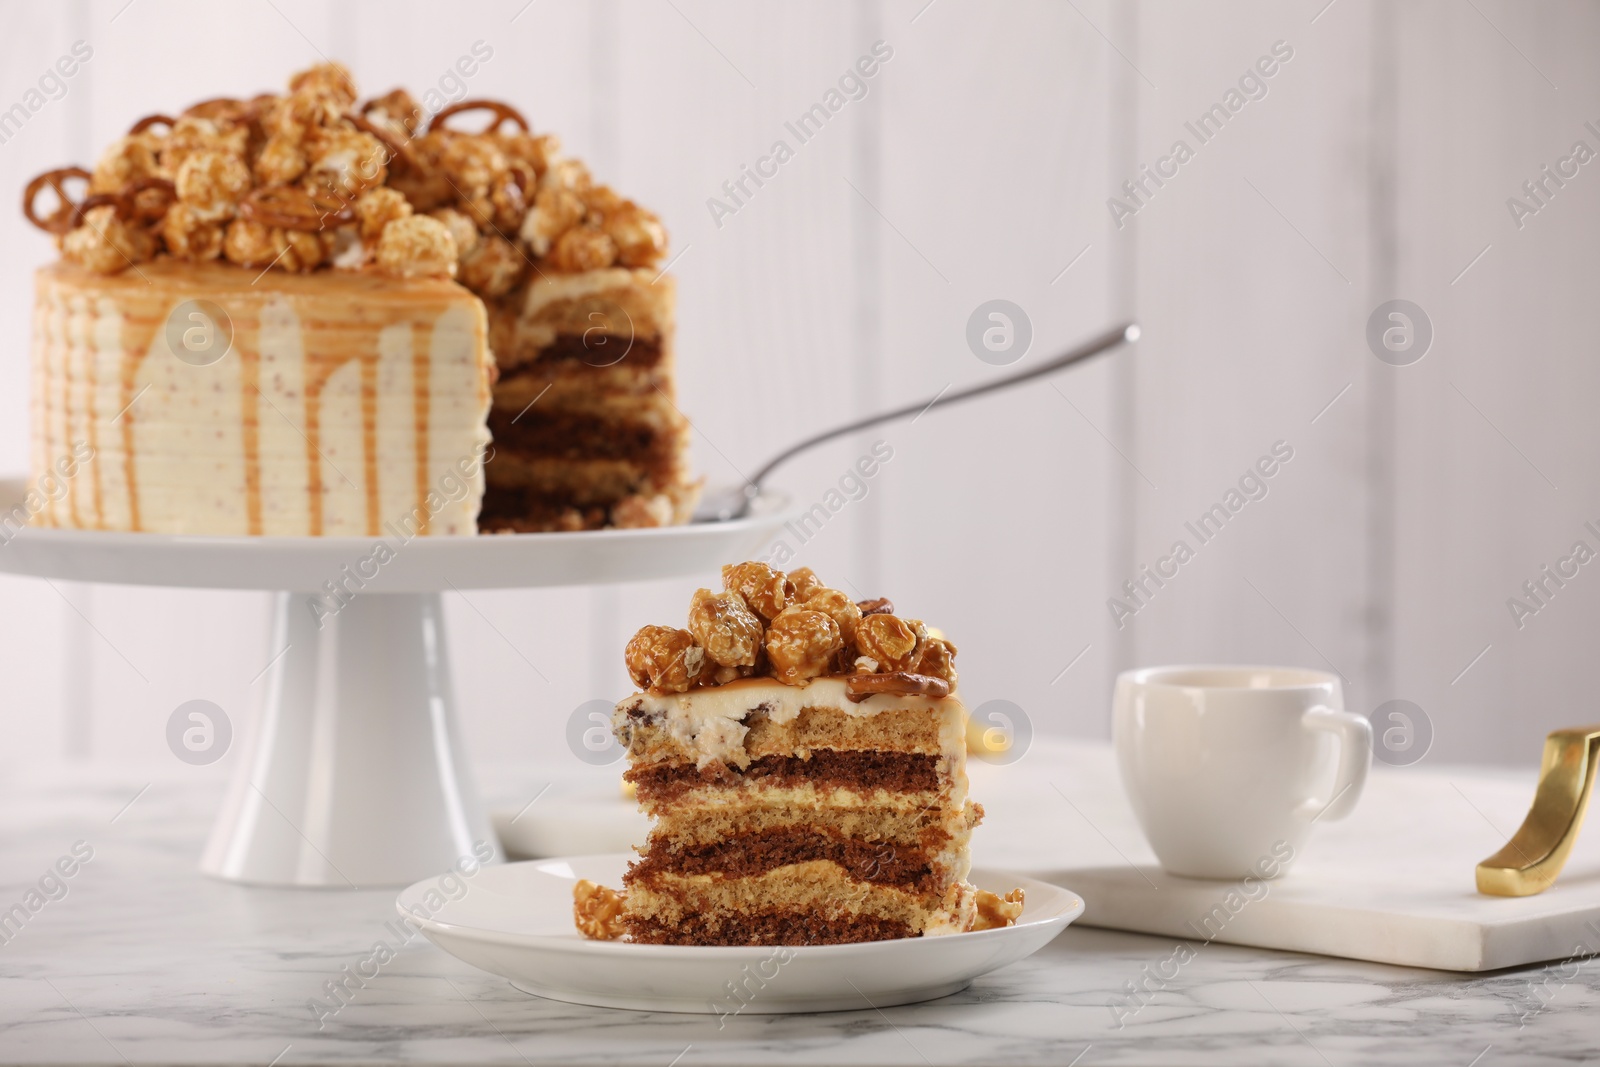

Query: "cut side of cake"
left=575, top=563, right=1024, bottom=946
left=616, top=676, right=981, bottom=944
left=480, top=269, right=693, bottom=532
left=23, top=62, right=697, bottom=536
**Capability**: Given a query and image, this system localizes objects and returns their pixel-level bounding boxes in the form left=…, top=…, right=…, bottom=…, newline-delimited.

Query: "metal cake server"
left=694, top=321, right=1141, bottom=523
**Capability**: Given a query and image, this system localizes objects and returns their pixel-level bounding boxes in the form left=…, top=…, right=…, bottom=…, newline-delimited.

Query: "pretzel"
left=427, top=99, right=529, bottom=135
left=856, top=598, right=895, bottom=617
left=128, top=113, right=176, bottom=135
left=23, top=167, right=92, bottom=234
left=843, top=671, right=951, bottom=703
left=238, top=184, right=356, bottom=232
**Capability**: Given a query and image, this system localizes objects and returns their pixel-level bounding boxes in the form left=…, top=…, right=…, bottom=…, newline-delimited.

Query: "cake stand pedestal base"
left=200, top=592, right=492, bottom=888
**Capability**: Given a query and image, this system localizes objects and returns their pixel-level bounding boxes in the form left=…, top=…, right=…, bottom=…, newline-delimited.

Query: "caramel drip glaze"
left=118, top=307, right=160, bottom=533
left=413, top=326, right=433, bottom=536
left=360, top=348, right=379, bottom=537
left=239, top=343, right=262, bottom=535
left=34, top=260, right=490, bottom=537
left=86, top=336, right=104, bottom=529
left=61, top=333, right=80, bottom=528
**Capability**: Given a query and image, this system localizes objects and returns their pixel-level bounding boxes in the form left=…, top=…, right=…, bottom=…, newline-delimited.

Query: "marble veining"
left=1, top=746, right=1597, bottom=1065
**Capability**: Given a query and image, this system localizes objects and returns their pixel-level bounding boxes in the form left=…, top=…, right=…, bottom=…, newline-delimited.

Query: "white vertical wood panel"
left=1122, top=1, right=1375, bottom=722
left=876, top=0, right=1116, bottom=739
left=1390, top=0, right=1600, bottom=763
left=0, top=3, right=105, bottom=763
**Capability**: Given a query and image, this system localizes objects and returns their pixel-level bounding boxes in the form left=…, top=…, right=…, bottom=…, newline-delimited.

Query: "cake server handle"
left=702, top=320, right=1141, bottom=522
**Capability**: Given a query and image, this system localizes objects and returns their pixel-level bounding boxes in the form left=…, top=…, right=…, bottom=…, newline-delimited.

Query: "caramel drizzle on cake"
left=238, top=343, right=263, bottom=535
left=30, top=262, right=485, bottom=536
left=581, top=563, right=1022, bottom=946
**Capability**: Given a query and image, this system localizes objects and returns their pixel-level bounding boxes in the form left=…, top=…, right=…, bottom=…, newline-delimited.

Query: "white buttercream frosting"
left=29, top=262, right=491, bottom=537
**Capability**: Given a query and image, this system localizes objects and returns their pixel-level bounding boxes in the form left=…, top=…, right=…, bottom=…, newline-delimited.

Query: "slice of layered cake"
left=23, top=62, right=696, bottom=535
left=574, top=563, right=1023, bottom=945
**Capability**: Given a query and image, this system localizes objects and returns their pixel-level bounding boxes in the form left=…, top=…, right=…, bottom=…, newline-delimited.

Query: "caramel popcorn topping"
left=24, top=62, right=668, bottom=295
left=623, top=563, right=958, bottom=697
left=573, top=879, right=626, bottom=941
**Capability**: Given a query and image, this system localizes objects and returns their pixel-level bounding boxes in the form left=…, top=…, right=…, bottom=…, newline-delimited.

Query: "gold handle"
left=1476, top=726, right=1600, bottom=896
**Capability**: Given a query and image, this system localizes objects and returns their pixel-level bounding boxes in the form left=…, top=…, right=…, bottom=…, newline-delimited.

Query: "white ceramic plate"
left=397, top=854, right=1083, bottom=1013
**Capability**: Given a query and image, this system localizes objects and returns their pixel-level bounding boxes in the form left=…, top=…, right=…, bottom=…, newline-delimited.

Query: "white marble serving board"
left=967, top=742, right=1600, bottom=973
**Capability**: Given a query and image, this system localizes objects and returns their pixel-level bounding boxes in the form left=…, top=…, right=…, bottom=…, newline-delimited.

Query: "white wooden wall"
left=0, top=0, right=1593, bottom=772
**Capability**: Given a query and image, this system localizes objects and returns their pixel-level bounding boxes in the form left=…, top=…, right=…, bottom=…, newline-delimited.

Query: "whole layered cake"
left=24, top=62, right=696, bottom=535
left=574, top=563, right=1024, bottom=946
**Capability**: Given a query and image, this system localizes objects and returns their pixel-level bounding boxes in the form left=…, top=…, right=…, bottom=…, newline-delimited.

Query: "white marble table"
left=2, top=744, right=1598, bottom=1066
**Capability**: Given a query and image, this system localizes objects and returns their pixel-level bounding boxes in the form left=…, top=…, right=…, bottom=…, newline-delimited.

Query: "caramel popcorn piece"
left=253, top=134, right=308, bottom=185
left=440, top=135, right=509, bottom=197
left=542, top=157, right=592, bottom=193
left=624, top=625, right=706, bottom=694
left=161, top=203, right=225, bottom=261
left=354, top=187, right=412, bottom=242
left=364, top=87, right=424, bottom=136
left=221, top=220, right=323, bottom=272
left=375, top=215, right=457, bottom=278
left=305, top=127, right=388, bottom=199
left=520, top=185, right=586, bottom=257
left=856, top=613, right=919, bottom=673
left=912, top=636, right=959, bottom=687
left=687, top=589, right=764, bottom=668
left=62, top=205, right=154, bottom=274
left=457, top=234, right=527, bottom=297
left=602, top=201, right=667, bottom=268
left=547, top=225, right=617, bottom=272
left=160, top=115, right=249, bottom=177
left=573, top=880, right=626, bottom=941
left=174, top=150, right=252, bottom=221
left=222, top=218, right=284, bottom=267
left=969, top=888, right=1025, bottom=931
left=90, top=134, right=161, bottom=194
left=431, top=207, right=481, bottom=257
left=799, top=588, right=862, bottom=650
left=499, top=131, right=560, bottom=182
left=288, top=61, right=358, bottom=107
left=722, top=562, right=793, bottom=623
left=788, top=567, right=825, bottom=603
left=766, top=609, right=842, bottom=685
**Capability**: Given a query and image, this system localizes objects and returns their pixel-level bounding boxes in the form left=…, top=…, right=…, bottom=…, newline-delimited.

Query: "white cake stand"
left=0, top=482, right=790, bottom=888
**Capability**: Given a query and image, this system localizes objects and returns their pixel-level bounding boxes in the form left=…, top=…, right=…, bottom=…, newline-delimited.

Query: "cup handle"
left=1297, top=705, right=1372, bottom=822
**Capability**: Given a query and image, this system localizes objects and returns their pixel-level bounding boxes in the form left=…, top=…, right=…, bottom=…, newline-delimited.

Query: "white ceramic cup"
left=1113, top=665, right=1372, bottom=880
